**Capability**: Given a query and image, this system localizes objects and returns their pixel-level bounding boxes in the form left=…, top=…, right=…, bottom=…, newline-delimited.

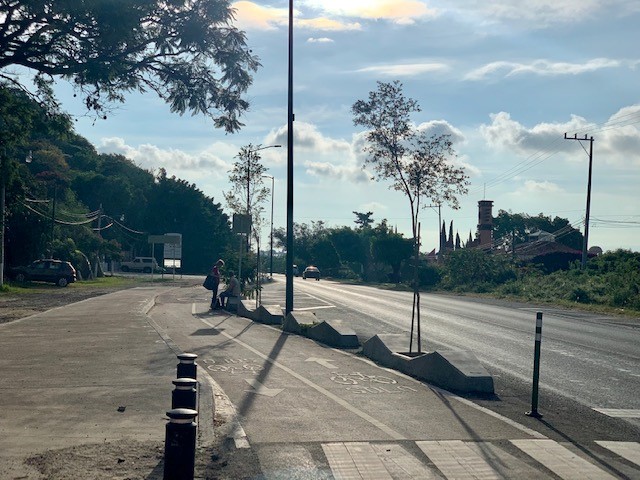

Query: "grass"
left=0, top=274, right=172, bottom=296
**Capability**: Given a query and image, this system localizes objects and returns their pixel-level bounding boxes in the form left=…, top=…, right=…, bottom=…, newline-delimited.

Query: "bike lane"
left=148, top=293, right=542, bottom=446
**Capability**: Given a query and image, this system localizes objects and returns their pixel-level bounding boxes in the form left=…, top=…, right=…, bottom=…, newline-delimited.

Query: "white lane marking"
left=192, top=302, right=196, bottom=315
left=244, top=378, right=283, bottom=397
left=199, top=369, right=250, bottom=449
left=511, top=439, right=617, bottom=480
left=593, top=408, right=640, bottom=418
left=197, top=315, right=405, bottom=440
left=417, top=440, right=500, bottom=480
left=596, top=441, right=640, bottom=467
left=429, top=386, right=548, bottom=439
left=295, top=306, right=336, bottom=311
left=305, top=357, right=339, bottom=369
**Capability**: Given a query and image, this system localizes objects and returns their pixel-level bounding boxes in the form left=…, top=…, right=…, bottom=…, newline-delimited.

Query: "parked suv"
left=11, top=259, right=77, bottom=287
left=120, top=256, right=164, bottom=273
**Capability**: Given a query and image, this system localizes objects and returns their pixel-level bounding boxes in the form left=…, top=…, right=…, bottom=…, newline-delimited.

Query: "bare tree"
left=352, top=80, right=469, bottom=352
left=224, top=144, right=270, bottom=247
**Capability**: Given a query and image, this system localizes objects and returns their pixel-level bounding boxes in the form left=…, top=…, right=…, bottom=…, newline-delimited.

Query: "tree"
left=224, top=144, right=270, bottom=242
left=353, top=211, right=374, bottom=230
left=352, top=80, right=469, bottom=352
left=372, top=234, right=413, bottom=283
left=0, top=0, right=260, bottom=131
left=493, top=210, right=583, bottom=251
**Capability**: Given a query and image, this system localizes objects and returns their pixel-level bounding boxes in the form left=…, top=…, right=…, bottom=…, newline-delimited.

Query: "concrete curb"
left=362, top=334, right=495, bottom=394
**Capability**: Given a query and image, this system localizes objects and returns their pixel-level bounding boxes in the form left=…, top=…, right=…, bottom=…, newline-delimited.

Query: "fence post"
left=526, top=311, right=543, bottom=418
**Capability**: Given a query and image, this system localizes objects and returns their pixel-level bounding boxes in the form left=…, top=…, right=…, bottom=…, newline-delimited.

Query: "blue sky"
left=58, top=0, right=640, bottom=253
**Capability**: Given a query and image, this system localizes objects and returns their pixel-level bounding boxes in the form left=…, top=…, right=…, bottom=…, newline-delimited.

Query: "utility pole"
left=427, top=204, right=442, bottom=260
left=564, top=133, right=594, bottom=269
left=50, top=183, right=57, bottom=254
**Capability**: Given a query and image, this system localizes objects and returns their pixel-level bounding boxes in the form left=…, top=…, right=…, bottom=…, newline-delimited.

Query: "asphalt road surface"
left=262, top=275, right=640, bottom=433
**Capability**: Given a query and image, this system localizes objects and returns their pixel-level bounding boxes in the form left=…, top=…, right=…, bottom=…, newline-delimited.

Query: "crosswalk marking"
left=315, top=440, right=640, bottom=479
left=593, top=408, right=640, bottom=418
left=596, top=441, right=640, bottom=467
left=511, top=439, right=617, bottom=480
left=323, top=442, right=393, bottom=480
left=370, top=443, right=438, bottom=479
left=416, top=440, right=501, bottom=480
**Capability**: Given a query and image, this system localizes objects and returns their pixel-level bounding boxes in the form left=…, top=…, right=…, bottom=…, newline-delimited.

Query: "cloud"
left=443, top=0, right=640, bottom=28
left=302, top=0, right=438, bottom=24
left=96, top=137, right=229, bottom=177
left=355, top=62, right=449, bottom=77
left=307, top=37, right=335, bottom=43
left=479, top=107, right=640, bottom=166
left=465, top=58, right=625, bottom=81
left=232, top=1, right=361, bottom=31
left=520, top=180, right=563, bottom=193
left=231, top=1, right=286, bottom=31
left=267, top=121, right=353, bottom=156
left=305, top=161, right=371, bottom=183
left=416, top=120, right=465, bottom=144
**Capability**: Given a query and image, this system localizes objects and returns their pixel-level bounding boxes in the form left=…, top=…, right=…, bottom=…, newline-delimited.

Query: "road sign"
left=162, top=233, right=183, bottom=263
left=148, top=234, right=181, bottom=245
left=232, top=214, right=252, bottom=234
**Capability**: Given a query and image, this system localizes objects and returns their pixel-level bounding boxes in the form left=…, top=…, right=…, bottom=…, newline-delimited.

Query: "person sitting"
left=218, top=271, right=241, bottom=309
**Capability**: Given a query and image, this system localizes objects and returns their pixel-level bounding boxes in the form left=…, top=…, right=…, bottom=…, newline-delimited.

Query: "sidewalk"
left=0, top=286, right=209, bottom=479
left=1, top=282, right=637, bottom=479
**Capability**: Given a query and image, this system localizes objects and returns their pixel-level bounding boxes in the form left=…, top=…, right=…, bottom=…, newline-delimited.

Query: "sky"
left=56, top=0, right=640, bottom=253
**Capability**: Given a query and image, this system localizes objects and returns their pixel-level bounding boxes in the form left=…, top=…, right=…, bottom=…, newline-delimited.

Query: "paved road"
left=2, top=280, right=638, bottom=479
left=262, top=275, right=640, bottom=430
left=151, top=284, right=640, bottom=479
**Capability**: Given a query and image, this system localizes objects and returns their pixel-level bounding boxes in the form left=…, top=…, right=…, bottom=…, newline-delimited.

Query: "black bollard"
left=164, top=408, right=198, bottom=480
left=526, top=311, right=544, bottom=418
left=176, top=353, right=198, bottom=380
left=172, top=378, right=197, bottom=410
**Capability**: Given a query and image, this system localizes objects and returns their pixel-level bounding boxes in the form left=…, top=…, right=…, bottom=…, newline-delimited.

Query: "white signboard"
left=163, top=232, right=182, bottom=264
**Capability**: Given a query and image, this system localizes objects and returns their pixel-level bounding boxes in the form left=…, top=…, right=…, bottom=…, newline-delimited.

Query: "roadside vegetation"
left=438, top=248, right=640, bottom=317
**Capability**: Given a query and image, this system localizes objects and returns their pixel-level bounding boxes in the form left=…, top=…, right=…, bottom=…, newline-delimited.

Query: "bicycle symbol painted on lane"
left=329, top=372, right=417, bottom=394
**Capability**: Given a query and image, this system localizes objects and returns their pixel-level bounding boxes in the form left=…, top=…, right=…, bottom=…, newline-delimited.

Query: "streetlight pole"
left=262, top=174, right=274, bottom=277
left=286, top=0, right=294, bottom=315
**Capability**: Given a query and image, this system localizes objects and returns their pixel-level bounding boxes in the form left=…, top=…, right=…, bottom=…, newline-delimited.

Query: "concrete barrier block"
left=238, top=300, right=259, bottom=321
left=283, top=311, right=317, bottom=334
left=308, top=320, right=359, bottom=349
left=257, top=305, right=284, bottom=325
left=362, top=334, right=494, bottom=394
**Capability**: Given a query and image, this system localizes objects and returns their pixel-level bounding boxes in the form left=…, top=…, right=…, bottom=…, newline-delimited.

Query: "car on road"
left=293, top=264, right=299, bottom=276
left=11, top=259, right=77, bottom=287
left=302, top=266, right=320, bottom=280
left=120, top=256, right=165, bottom=273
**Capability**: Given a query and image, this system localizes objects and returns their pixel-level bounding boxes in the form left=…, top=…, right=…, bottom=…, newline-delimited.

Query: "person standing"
left=209, top=259, right=224, bottom=309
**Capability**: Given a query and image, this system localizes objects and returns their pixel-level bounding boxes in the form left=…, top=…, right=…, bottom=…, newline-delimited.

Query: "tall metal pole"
left=0, top=180, right=5, bottom=287
left=261, top=174, right=274, bottom=277
left=269, top=176, right=274, bottom=276
left=285, top=0, right=294, bottom=314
